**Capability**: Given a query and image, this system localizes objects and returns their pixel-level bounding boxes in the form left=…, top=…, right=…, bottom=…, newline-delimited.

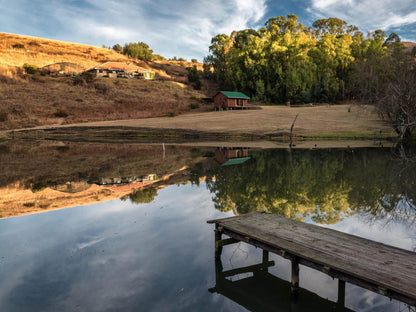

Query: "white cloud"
left=0, top=0, right=268, bottom=60
left=308, top=0, right=416, bottom=36
left=59, top=0, right=267, bottom=60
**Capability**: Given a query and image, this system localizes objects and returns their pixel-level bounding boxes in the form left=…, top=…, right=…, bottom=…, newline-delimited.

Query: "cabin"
left=88, top=62, right=155, bottom=79
left=213, top=91, right=250, bottom=110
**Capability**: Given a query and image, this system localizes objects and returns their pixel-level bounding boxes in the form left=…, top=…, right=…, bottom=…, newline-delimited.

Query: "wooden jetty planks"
left=208, top=212, right=416, bottom=303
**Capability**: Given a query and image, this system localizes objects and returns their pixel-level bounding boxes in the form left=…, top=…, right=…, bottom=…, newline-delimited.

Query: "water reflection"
left=203, top=147, right=416, bottom=227
left=0, top=140, right=416, bottom=311
left=211, top=256, right=354, bottom=312
left=0, top=141, right=215, bottom=218
left=1, top=141, right=415, bottom=229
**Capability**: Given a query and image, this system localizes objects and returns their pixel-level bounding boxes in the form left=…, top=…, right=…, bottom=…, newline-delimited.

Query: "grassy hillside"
left=0, top=33, right=214, bottom=130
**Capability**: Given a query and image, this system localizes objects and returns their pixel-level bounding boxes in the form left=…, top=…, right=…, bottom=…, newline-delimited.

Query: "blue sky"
left=1, top=0, right=415, bottom=61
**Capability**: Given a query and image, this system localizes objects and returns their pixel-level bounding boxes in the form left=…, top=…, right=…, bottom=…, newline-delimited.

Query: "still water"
left=0, top=141, right=415, bottom=311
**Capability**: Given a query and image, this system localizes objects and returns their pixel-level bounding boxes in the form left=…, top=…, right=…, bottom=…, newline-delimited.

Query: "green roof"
left=218, top=91, right=250, bottom=99
left=221, top=157, right=251, bottom=166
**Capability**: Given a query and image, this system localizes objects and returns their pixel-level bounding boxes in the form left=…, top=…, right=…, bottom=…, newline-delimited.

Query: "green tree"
left=112, top=44, right=123, bottom=53
left=123, top=42, right=154, bottom=60
left=186, top=65, right=202, bottom=90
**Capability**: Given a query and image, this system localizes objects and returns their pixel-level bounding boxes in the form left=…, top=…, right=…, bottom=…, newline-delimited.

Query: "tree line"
left=111, top=42, right=166, bottom=61
left=204, top=15, right=416, bottom=138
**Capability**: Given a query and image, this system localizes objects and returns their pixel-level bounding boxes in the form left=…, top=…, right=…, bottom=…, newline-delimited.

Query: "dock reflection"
left=210, top=255, right=353, bottom=312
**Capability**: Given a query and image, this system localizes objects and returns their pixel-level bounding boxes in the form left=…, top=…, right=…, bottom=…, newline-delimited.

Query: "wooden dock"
left=207, top=212, right=416, bottom=306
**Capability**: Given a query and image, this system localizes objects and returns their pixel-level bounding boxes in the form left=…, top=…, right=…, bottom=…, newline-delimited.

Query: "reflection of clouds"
left=345, top=284, right=408, bottom=312
left=0, top=183, right=230, bottom=311
left=1, top=182, right=412, bottom=311
left=311, top=215, right=415, bottom=251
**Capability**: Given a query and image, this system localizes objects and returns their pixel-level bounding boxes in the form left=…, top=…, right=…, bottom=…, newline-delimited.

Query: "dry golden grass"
left=0, top=75, right=210, bottom=130
left=65, top=104, right=394, bottom=138
left=0, top=33, right=127, bottom=70
left=0, top=33, right=215, bottom=130
left=0, top=32, right=203, bottom=79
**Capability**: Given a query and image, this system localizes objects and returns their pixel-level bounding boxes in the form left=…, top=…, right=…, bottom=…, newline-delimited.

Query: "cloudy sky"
left=1, top=0, right=415, bottom=61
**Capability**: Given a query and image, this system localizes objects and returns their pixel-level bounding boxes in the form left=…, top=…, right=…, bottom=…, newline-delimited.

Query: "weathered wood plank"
left=208, top=212, right=416, bottom=305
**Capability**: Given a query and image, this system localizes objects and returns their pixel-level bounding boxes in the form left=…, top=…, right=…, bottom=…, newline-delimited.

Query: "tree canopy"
left=204, top=15, right=416, bottom=138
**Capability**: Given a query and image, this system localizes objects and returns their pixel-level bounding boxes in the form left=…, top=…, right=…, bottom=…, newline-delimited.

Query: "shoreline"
left=1, top=105, right=397, bottom=146
left=3, top=125, right=396, bottom=149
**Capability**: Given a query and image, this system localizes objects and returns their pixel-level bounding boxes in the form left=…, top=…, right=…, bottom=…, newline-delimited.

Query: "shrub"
left=189, top=103, right=199, bottom=109
left=166, top=110, right=178, bottom=117
left=54, top=109, right=69, bottom=118
left=23, top=63, right=39, bottom=74
left=75, top=98, right=83, bottom=102
left=12, top=43, right=25, bottom=49
left=31, top=182, right=46, bottom=193
left=28, top=41, right=41, bottom=47
left=193, top=79, right=202, bottom=90
left=0, top=112, right=8, bottom=122
left=73, top=72, right=95, bottom=85
left=94, top=83, right=110, bottom=93
left=191, top=59, right=198, bottom=63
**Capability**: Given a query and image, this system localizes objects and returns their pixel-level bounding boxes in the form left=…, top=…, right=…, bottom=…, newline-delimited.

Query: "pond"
left=0, top=141, right=415, bottom=311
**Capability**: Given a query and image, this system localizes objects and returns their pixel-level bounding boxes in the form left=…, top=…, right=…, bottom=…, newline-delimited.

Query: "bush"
left=31, top=182, right=46, bottom=193
left=94, top=83, right=110, bottom=93
left=12, top=43, right=25, bottom=49
left=28, top=41, right=41, bottom=47
left=73, top=72, right=95, bottom=85
left=23, top=63, right=39, bottom=74
left=54, top=109, right=69, bottom=118
left=0, top=112, right=8, bottom=122
left=193, top=79, right=202, bottom=90
left=166, top=110, right=178, bottom=117
left=189, top=103, right=199, bottom=109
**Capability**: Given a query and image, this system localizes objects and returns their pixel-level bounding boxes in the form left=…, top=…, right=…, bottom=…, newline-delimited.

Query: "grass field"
left=8, top=104, right=395, bottom=142
left=63, top=104, right=394, bottom=137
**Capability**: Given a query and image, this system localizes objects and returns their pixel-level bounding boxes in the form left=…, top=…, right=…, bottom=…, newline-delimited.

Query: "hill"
left=0, top=33, right=213, bottom=130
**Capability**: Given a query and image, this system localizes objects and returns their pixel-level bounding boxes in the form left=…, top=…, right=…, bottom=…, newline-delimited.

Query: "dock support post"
left=291, top=258, right=300, bottom=296
left=262, top=250, right=269, bottom=273
left=215, top=224, right=223, bottom=260
left=337, top=279, right=346, bottom=307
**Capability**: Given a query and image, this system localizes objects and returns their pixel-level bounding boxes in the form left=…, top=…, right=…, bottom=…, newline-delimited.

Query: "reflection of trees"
left=125, top=188, right=158, bottom=204
left=346, top=148, right=416, bottom=226
left=205, top=148, right=416, bottom=225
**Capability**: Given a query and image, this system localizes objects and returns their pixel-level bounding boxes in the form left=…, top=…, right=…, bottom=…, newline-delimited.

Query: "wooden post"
left=291, top=258, right=300, bottom=296
left=262, top=250, right=269, bottom=272
left=215, top=224, right=223, bottom=260
left=337, top=279, right=346, bottom=307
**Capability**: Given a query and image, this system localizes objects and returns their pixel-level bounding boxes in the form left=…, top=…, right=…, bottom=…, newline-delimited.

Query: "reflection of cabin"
left=96, top=174, right=158, bottom=185
left=215, top=147, right=250, bottom=166
left=88, top=62, right=155, bottom=79
left=41, top=62, right=85, bottom=76
left=214, top=91, right=250, bottom=110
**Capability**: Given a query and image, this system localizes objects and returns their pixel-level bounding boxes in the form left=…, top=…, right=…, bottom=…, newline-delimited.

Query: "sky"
left=0, top=0, right=415, bottom=61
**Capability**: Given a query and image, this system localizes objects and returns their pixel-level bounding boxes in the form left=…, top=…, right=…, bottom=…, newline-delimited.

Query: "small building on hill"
left=88, top=62, right=155, bottom=79
left=213, top=91, right=250, bottom=110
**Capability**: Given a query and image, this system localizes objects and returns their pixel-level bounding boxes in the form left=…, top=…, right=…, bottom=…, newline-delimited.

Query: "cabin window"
left=237, top=99, right=244, bottom=106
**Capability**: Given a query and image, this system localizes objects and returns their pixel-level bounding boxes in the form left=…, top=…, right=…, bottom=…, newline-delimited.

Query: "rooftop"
left=218, top=91, right=250, bottom=99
